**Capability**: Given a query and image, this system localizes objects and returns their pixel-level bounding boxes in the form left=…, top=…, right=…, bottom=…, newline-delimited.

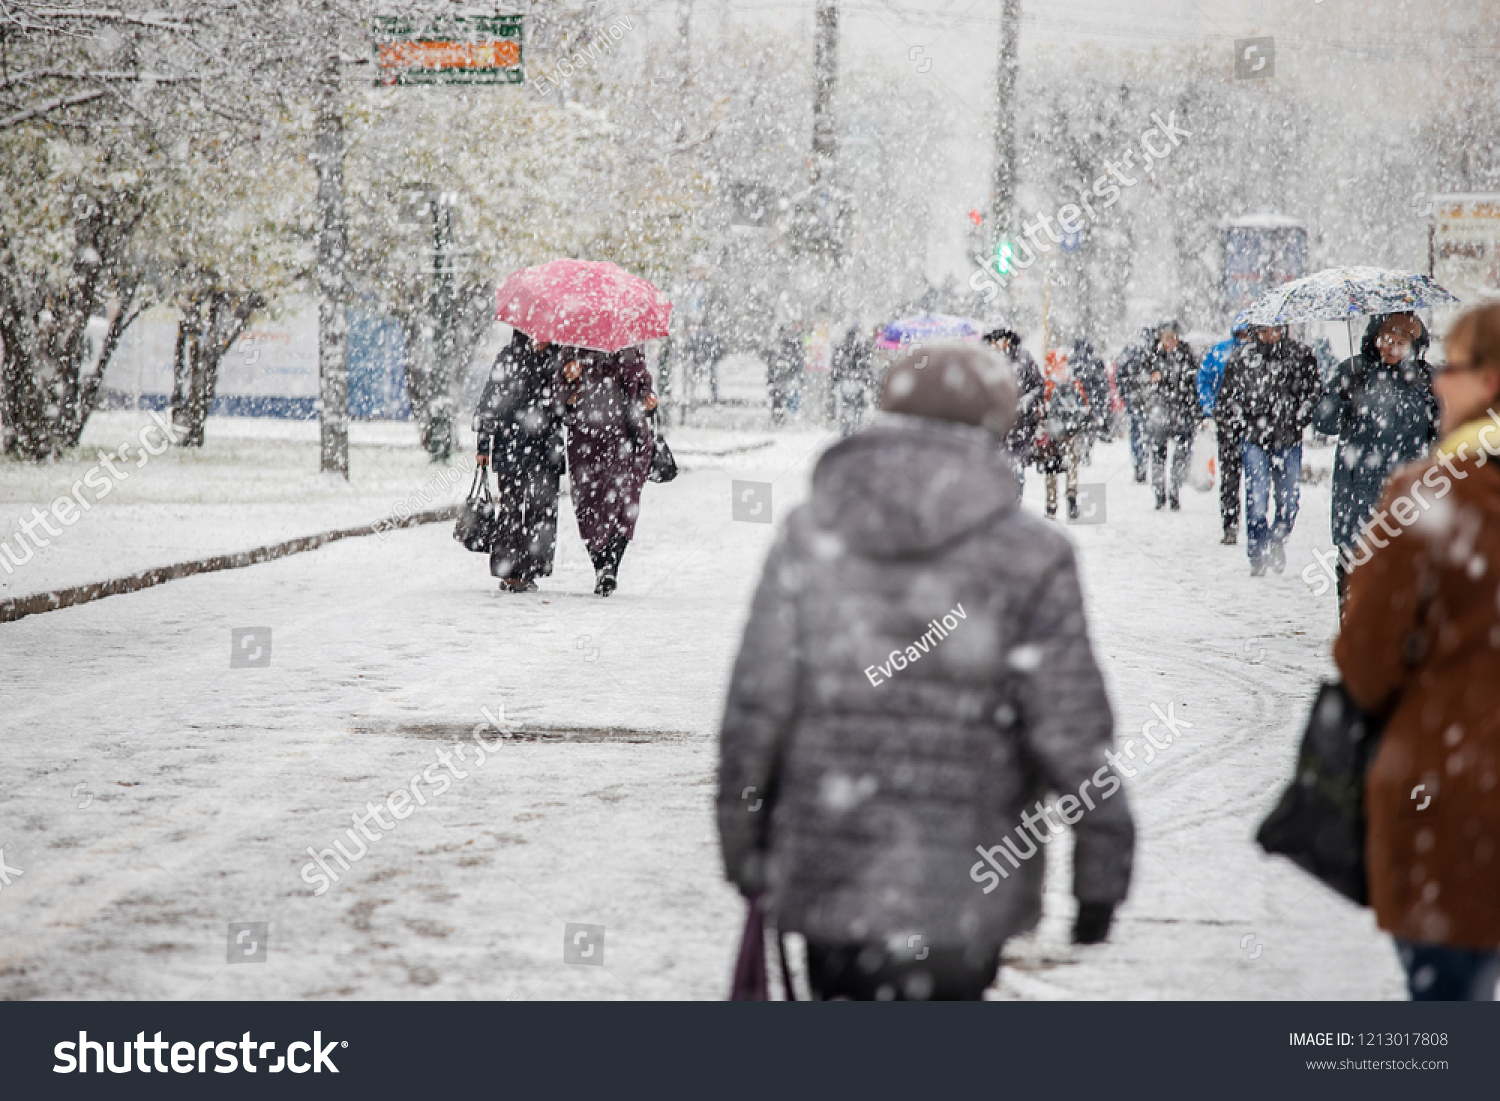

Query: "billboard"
left=1222, top=214, right=1307, bottom=315
left=375, top=14, right=523, bottom=86
left=1431, top=194, right=1500, bottom=307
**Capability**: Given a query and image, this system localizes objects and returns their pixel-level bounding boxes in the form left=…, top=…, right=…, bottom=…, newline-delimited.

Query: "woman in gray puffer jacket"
left=716, top=343, right=1135, bottom=1000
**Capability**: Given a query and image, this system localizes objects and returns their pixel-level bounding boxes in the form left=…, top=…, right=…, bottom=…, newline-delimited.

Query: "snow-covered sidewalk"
left=0, top=418, right=1404, bottom=1000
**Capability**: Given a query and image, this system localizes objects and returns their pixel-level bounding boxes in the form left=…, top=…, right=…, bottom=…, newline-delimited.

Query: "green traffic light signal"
left=994, top=239, right=1015, bottom=276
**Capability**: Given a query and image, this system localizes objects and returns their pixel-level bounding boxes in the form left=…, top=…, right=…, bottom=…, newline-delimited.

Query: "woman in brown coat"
left=1334, top=302, right=1500, bottom=1000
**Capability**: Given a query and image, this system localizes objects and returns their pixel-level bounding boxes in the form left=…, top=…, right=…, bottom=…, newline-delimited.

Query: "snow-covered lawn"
left=0, top=414, right=1403, bottom=999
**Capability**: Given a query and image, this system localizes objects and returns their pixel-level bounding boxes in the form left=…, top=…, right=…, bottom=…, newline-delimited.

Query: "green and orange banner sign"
left=375, top=14, right=523, bottom=86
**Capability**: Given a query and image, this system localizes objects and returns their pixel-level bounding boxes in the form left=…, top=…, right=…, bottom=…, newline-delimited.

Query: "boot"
left=1269, top=541, right=1286, bottom=574
left=1250, top=554, right=1268, bottom=577
left=1169, top=494, right=1180, bottom=511
left=1067, top=495, right=1079, bottom=521
left=593, top=535, right=628, bottom=597
left=1154, top=490, right=1166, bottom=510
left=1221, top=527, right=1238, bottom=545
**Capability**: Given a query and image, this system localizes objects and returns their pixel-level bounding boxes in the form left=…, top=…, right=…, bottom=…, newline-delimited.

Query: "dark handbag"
left=1256, top=681, right=1383, bottom=906
left=453, top=467, right=497, bottom=553
left=729, top=893, right=797, bottom=1001
left=647, top=419, right=678, bottom=483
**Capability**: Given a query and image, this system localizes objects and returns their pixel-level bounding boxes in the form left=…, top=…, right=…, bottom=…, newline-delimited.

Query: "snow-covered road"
left=0, top=414, right=1405, bottom=1000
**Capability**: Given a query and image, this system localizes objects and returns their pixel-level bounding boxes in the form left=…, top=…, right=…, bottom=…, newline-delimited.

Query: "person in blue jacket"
left=1198, top=325, right=1251, bottom=543
left=1311, top=312, right=1439, bottom=609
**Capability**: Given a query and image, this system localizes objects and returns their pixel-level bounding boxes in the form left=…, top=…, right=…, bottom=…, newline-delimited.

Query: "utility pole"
left=677, top=0, right=692, bottom=90
left=810, top=2, right=838, bottom=190
left=427, top=191, right=457, bottom=464
left=808, top=1, right=840, bottom=424
left=991, top=0, right=1021, bottom=259
left=314, top=20, right=349, bottom=478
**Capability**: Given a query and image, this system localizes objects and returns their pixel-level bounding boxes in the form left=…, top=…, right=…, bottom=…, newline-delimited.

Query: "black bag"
left=647, top=419, right=678, bottom=483
left=1256, top=681, right=1383, bottom=906
left=453, top=467, right=497, bottom=553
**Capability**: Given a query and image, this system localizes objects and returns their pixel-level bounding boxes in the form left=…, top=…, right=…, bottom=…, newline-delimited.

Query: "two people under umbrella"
left=474, top=334, right=659, bottom=597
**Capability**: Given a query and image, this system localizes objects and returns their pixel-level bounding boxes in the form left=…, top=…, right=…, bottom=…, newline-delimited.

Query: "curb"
left=0, top=506, right=460, bottom=625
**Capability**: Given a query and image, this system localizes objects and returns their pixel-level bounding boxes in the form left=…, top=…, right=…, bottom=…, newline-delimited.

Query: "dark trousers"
left=1218, top=434, right=1243, bottom=533
left=1128, top=413, right=1147, bottom=476
left=489, top=464, right=559, bottom=582
left=806, top=940, right=1001, bottom=1001
left=1150, top=428, right=1193, bottom=502
left=1396, top=939, right=1500, bottom=1000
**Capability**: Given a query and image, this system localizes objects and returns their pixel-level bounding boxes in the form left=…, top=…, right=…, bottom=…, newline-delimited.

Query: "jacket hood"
left=1360, top=313, right=1431, bottom=365
left=803, top=415, right=1019, bottom=559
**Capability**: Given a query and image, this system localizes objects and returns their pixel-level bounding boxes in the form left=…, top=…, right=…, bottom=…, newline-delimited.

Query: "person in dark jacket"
left=983, top=328, right=1043, bottom=494
left=766, top=323, right=804, bottom=426
left=716, top=342, right=1135, bottom=1001
left=1070, top=337, right=1112, bottom=454
left=473, top=330, right=565, bottom=593
left=1115, top=326, right=1156, bottom=482
left=1216, top=326, right=1321, bottom=575
left=1311, top=312, right=1438, bottom=608
left=1035, top=351, right=1092, bottom=520
left=1136, top=321, right=1200, bottom=511
left=831, top=322, right=878, bottom=437
left=557, top=345, right=657, bottom=596
left=1199, top=325, right=1251, bottom=544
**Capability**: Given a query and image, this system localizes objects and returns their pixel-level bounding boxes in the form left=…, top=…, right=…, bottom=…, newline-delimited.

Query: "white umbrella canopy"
left=1236, top=266, right=1460, bottom=365
left=1236, top=266, right=1459, bottom=327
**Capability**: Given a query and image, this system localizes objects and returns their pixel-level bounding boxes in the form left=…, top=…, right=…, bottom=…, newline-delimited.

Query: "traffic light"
left=993, top=239, right=1016, bottom=277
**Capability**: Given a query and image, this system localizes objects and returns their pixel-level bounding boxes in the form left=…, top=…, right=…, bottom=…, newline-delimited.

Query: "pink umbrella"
left=495, top=259, right=672, bottom=353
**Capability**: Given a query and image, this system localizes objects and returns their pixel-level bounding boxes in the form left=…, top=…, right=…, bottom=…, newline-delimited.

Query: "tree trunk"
left=60, top=286, right=143, bottom=449
left=315, top=41, right=350, bottom=478
left=398, top=310, right=435, bottom=452
left=0, top=194, right=147, bottom=460
left=171, top=289, right=262, bottom=448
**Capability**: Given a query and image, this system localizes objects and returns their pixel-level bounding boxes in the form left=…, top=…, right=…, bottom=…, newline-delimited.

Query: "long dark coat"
left=560, top=346, right=656, bottom=555
left=473, top=332, right=565, bottom=578
left=1312, top=316, right=1439, bottom=554
left=1335, top=423, right=1500, bottom=950
left=1006, top=346, right=1045, bottom=465
left=717, top=415, right=1134, bottom=949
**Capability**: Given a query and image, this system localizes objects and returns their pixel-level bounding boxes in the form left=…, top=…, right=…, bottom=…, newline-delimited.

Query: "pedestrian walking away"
left=1136, top=321, right=1200, bottom=511
left=473, top=330, right=565, bottom=593
left=765, top=323, right=804, bottom=427
left=1115, top=326, right=1157, bottom=483
left=716, top=341, right=1134, bottom=1000
left=1200, top=324, right=1251, bottom=543
left=1334, top=301, right=1500, bottom=1001
left=1035, top=349, right=1092, bottom=520
left=831, top=321, right=879, bottom=437
left=1312, top=312, right=1439, bottom=609
left=984, top=328, right=1044, bottom=494
left=558, top=345, right=658, bottom=597
left=1216, top=325, right=1321, bottom=574
left=1070, top=337, right=1112, bottom=458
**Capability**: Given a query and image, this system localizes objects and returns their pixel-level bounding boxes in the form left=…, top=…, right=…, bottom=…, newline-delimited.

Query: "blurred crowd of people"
left=716, top=302, right=1500, bottom=1001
